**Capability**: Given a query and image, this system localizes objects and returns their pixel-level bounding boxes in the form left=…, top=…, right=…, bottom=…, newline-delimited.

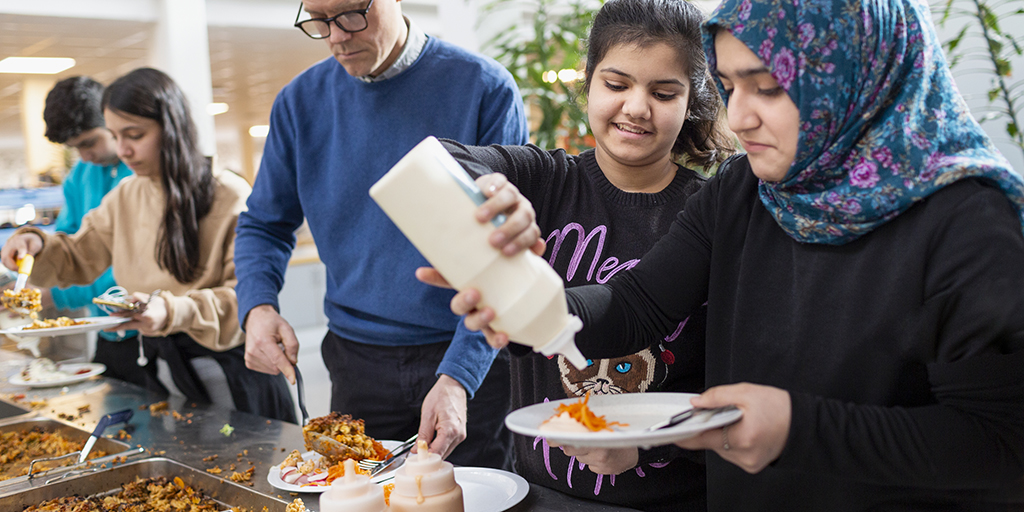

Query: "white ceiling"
left=0, top=11, right=330, bottom=141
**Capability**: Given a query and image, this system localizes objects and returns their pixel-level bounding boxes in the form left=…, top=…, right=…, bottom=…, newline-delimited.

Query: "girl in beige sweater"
left=2, top=68, right=294, bottom=421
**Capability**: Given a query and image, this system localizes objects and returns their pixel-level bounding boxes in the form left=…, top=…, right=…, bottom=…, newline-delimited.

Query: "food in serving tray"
left=22, top=316, right=92, bottom=330
left=21, top=476, right=222, bottom=511
left=388, top=439, right=464, bottom=512
left=539, top=392, right=629, bottom=433
left=303, top=412, right=390, bottom=465
left=0, top=426, right=107, bottom=480
left=18, top=358, right=90, bottom=383
left=2, top=287, right=41, bottom=316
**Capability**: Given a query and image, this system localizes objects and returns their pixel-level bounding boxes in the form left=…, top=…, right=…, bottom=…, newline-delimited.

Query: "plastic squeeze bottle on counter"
left=318, top=459, right=387, bottom=512
left=388, top=440, right=464, bottom=512
left=369, top=136, right=587, bottom=369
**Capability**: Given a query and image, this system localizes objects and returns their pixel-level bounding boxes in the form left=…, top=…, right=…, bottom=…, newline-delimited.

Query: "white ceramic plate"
left=0, top=316, right=130, bottom=337
left=454, top=467, right=529, bottom=512
left=8, top=362, right=106, bottom=388
left=505, top=392, right=743, bottom=449
left=267, top=440, right=407, bottom=492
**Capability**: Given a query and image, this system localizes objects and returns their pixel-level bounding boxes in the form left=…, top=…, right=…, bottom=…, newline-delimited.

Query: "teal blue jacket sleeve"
left=49, top=162, right=128, bottom=312
left=49, top=268, right=118, bottom=311
left=53, top=163, right=85, bottom=234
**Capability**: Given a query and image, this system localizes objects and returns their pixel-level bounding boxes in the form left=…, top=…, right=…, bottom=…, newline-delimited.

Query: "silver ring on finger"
left=722, top=425, right=731, bottom=451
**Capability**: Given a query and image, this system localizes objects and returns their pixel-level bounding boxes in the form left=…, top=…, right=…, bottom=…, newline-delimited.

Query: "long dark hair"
left=583, top=0, right=734, bottom=169
left=102, top=68, right=214, bottom=284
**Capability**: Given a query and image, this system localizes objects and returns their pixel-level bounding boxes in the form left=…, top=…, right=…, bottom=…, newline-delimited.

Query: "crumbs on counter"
left=145, top=401, right=193, bottom=422
left=202, top=454, right=219, bottom=462
left=229, top=466, right=256, bottom=484
left=206, top=466, right=222, bottom=474
left=77, top=404, right=90, bottom=414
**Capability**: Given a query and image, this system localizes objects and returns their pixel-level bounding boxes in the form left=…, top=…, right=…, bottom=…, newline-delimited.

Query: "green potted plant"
left=935, top=0, right=1024, bottom=161
left=481, top=0, right=602, bottom=151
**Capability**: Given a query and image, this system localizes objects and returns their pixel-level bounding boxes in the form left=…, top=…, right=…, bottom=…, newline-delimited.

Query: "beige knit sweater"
left=21, top=171, right=250, bottom=351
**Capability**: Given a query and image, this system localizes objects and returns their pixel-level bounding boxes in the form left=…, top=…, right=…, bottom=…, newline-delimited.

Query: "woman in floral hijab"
left=706, top=0, right=1024, bottom=243
left=434, top=0, right=1024, bottom=509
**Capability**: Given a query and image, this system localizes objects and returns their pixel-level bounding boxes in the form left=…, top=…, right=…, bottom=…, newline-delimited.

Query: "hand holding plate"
left=674, top=382, right=791, bottom=474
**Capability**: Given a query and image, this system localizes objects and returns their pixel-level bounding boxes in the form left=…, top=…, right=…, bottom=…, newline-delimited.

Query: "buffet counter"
left=0, top=358, right=640, bottom=512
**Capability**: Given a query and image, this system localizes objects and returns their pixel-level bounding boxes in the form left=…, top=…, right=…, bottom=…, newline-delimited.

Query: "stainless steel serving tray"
left=0, top=418, right=133, bottom=482
left=0, top=457, right=290, bottom=511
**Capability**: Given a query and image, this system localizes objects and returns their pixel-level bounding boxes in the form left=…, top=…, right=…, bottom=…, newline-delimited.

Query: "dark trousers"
left=98, top=333, right=296, bottom=423
left=93, top=337, right=150, bottom=388
left=322, top=331, right=512, bottom=470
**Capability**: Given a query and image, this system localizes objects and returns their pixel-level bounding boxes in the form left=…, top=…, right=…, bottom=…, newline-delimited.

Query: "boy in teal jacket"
left=43, top=76, right=138, bottom=383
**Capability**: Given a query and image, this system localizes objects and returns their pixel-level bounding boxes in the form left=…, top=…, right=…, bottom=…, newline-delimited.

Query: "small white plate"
left=267, top=440, right=407, bottom=492
left=0, top=316, right=131, bottom=337
left=455, top=467, right=529, bottom=512
left=505, top=392, right=742, bottom=449
left=8, top=362, right=106, bottom=388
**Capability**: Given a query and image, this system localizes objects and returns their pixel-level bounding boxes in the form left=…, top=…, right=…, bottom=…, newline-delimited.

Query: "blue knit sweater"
left=235, top=37, right=528, bottom=395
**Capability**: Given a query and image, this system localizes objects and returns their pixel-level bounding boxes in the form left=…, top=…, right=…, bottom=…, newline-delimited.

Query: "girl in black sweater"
left=440, top=0, right=733, bottom=509
left=428, top=0, right=1024, bottom=509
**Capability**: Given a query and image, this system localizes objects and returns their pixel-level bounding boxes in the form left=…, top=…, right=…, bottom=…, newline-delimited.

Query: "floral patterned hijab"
left=703, top=0, right=1024, bottom=244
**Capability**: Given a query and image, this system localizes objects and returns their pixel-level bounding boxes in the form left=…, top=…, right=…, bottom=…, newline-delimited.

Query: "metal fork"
left=644, top=405, right=739, bottom=432
left=357, top=433, right=418, bottom=476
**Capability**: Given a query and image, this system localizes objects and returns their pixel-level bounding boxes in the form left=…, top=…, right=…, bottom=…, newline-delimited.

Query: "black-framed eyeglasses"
left=294, top=0, right=375, bottom=39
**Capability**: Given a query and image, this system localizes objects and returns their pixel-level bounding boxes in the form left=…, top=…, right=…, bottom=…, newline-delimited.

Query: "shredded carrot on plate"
left=554, top=392, right=628, bottom=432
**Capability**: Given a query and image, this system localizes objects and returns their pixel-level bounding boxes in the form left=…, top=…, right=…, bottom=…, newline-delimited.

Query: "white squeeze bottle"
left=369, top=136, right=587, bottom=369
left=318, top=459, right=386, bottom=512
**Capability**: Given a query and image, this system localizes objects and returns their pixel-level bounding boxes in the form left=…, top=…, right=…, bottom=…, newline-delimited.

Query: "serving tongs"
left=11, top=446, right=148, bottom=486
left=6, top=255, right=43, bottom=357
left=3, top=255, right=40, bottom=316
left=294, top=364, right=310, bottom=426
left=0, top=409, right=140, bottom=488
left=304, top=431, right=368, bottom=465
left=92, top=286, right=145, bottom=313
left=357, top=433, right=418, bottom=477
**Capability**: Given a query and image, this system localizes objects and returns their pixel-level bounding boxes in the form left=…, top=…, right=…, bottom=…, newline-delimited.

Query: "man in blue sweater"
left=41, top=76, right=138, bottom=383
left=236, top=0, right=529, bottom=468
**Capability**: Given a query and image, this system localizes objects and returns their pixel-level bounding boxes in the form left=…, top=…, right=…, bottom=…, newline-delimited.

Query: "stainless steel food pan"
left=0, top=418, right=133, bottom=481
left=0, top=457, right=290, bottom=510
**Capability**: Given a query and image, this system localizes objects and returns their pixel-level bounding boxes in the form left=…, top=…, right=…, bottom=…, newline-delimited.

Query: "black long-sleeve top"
left=566, top=155, right=1024, bottom=511
left=444, top=140, right=708, bottom=511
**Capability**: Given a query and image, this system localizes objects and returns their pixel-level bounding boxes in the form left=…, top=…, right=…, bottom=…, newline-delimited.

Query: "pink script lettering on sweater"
left=545, top=223, right=640, bottom=284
